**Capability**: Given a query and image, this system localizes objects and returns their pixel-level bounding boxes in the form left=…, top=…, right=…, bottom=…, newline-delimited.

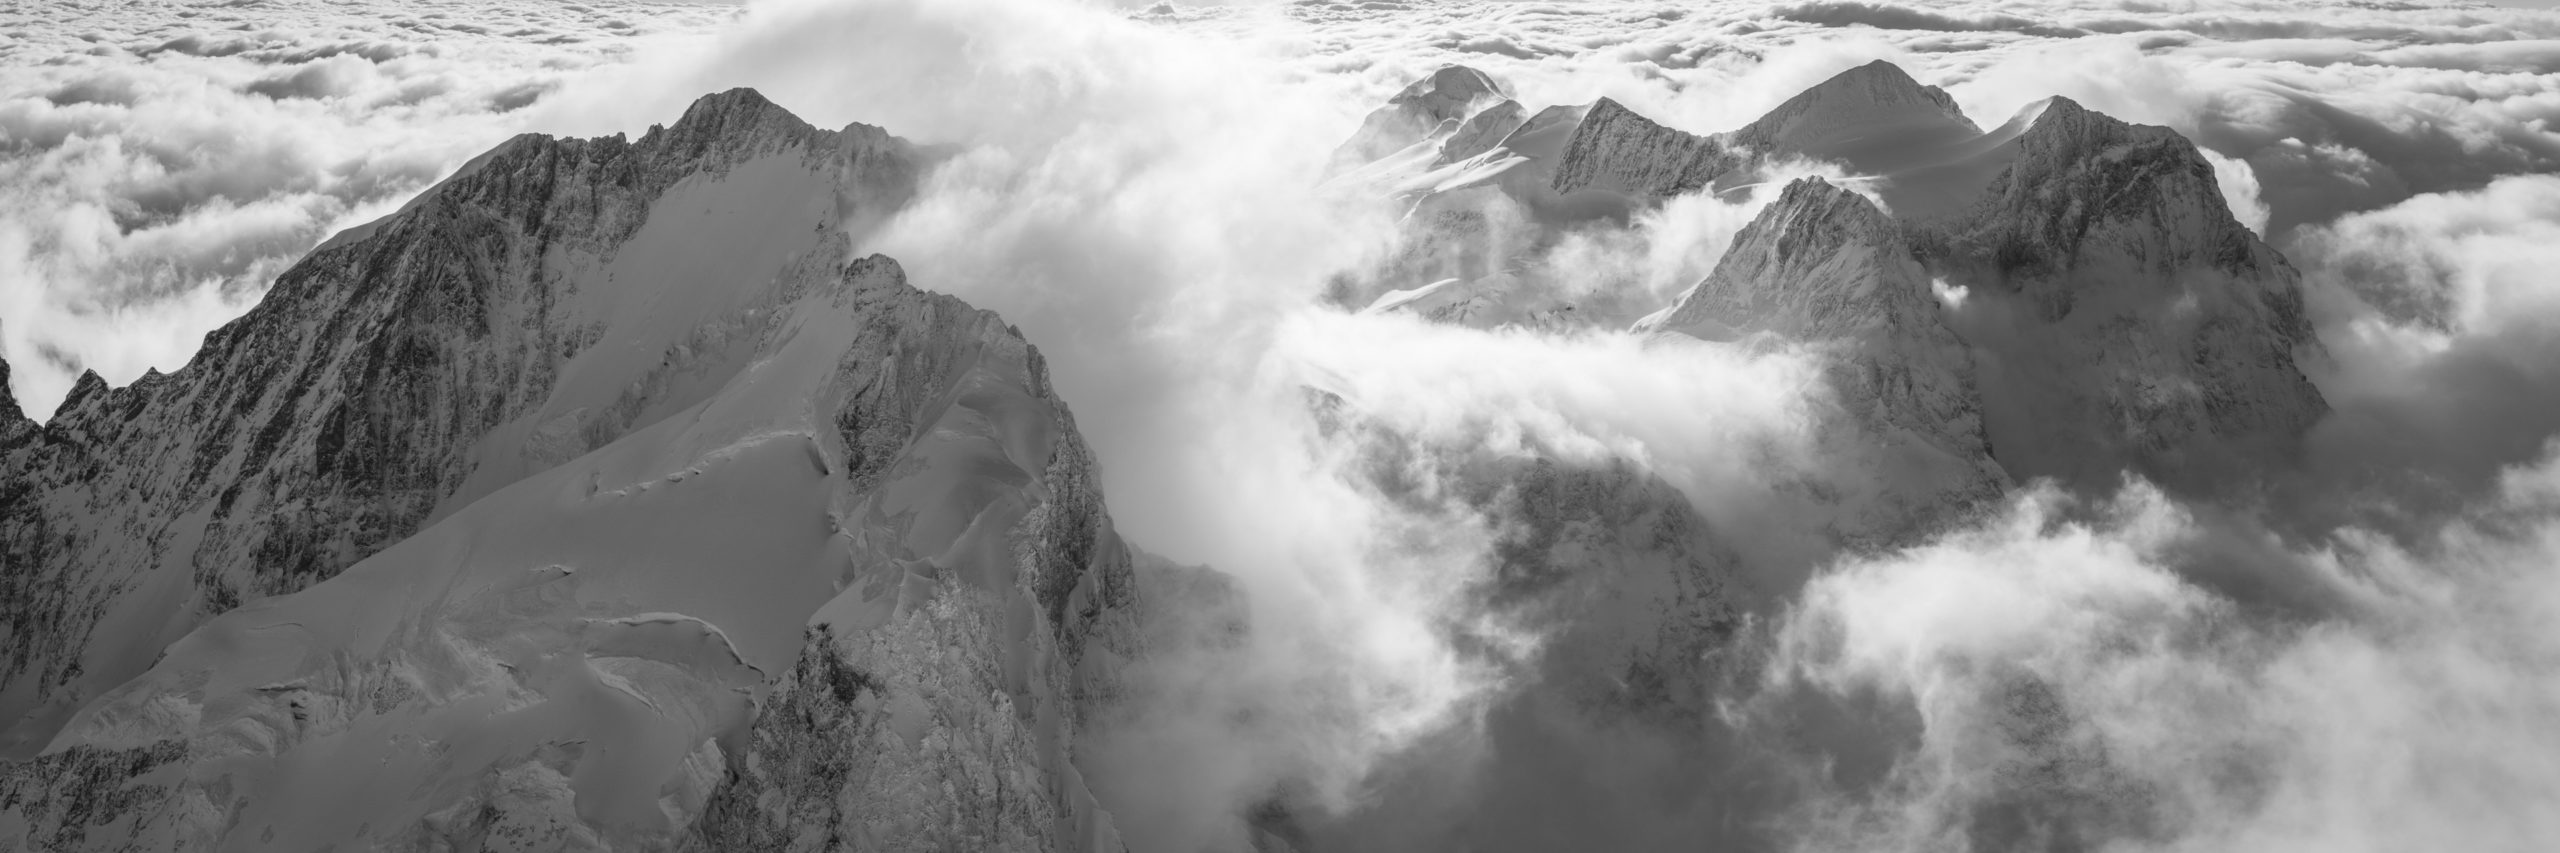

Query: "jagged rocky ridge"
left=1342, top=61, right=2326, bottom=499
left=1, top=91, right=1147, bottom=851
left=1550, top=60, right=1979, bottom=201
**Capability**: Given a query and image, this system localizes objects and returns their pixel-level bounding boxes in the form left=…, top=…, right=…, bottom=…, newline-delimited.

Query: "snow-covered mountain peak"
left=2001, top=96, right=2190, bottom=186
left=1765, top=176, right=1898, bottom=246
left=1649, top=174, right=2004, bottom=542
left=643, top=86, right=837, bottom=163
left=667, top=86, right=799, bottom=131
left=1732, top=60, right=1979, bottom=154
left=1399, top=64, right=1505, bottom=115
left=1332, top=64, right=1514, bottom=168
left=49, top=369, right=109, bottom=421
left=1915, top=96, right=2327, bottom=496
left=1941, top=94, right=2267, bottom=287
left=1655, top=176, right=1918, bottom=342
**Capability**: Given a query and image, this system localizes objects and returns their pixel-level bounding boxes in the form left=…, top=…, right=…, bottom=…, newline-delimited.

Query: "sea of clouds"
left=7, top=0, right=2560, bottom=850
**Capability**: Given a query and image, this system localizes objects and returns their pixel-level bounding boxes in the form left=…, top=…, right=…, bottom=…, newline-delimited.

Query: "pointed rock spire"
left=52, top=369, right=109, bottom=423
left=667, top=87, right=812, bottom=139
left=1654, top=176, right=1911, bottom=339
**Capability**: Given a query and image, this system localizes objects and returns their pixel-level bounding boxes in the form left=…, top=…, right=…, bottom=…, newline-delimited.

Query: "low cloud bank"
left=1761, top=456, right=2560, bottom=853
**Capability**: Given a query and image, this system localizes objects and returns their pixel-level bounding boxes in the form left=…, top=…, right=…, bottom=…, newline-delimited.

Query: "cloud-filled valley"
left=3, top=0, right=2559, bottom=850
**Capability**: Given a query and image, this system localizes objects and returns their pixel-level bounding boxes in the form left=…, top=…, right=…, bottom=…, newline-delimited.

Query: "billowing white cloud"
left=1761, top=452, right=2560, bottom=853
left=2294, top=173, right=2560, bottom=498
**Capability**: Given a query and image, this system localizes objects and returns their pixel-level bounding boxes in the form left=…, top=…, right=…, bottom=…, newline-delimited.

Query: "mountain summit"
left=1918, top=96, right=2326, bottom=493
left=1648, top=177, right=2005, bottom=540
left=1726, top=59, right=1981, bottom=167
left=1331, top=64, right=1512, bottom=167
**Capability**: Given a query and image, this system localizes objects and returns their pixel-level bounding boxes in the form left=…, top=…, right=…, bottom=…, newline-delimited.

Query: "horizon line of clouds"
left=7, top=0, right=2558, bottom=419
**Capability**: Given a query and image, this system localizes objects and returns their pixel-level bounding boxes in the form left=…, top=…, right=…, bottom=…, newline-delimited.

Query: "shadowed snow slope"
left=0, top=92, right=1144, bottom=853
